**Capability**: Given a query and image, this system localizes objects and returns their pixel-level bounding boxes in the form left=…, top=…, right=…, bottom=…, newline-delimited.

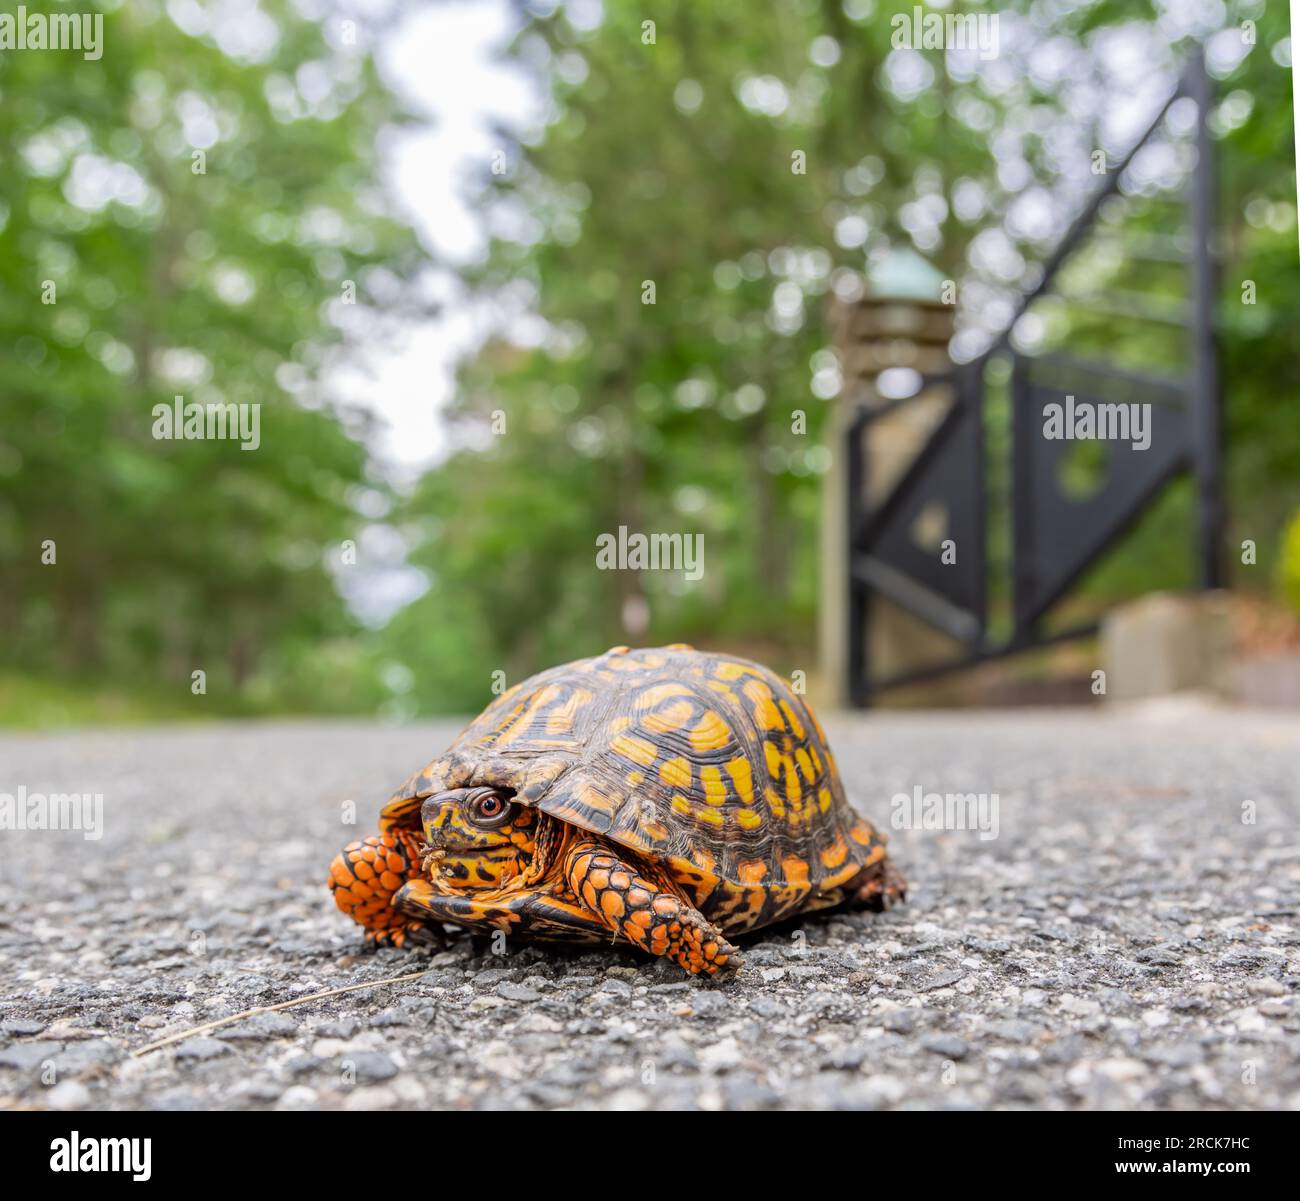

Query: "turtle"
left=328, top=644, right=905, bottom=978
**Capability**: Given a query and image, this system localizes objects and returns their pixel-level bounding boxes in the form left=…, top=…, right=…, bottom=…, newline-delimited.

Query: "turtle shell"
left=379, top=645, right=890, bottom=933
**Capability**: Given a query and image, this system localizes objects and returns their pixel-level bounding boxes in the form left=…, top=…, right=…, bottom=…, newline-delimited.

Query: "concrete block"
left=1101, top=592, right=1232, bottom=701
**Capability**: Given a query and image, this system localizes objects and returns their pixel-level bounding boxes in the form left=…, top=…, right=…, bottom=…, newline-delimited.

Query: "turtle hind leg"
left=564, top=840, right=741, bottom=979
left=852, top=858, right=908, bottom=912
left=329, top=829, right=433, bottom=948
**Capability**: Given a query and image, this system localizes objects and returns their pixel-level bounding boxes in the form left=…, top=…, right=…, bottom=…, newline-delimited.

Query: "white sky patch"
left=1293, top=1, right=1300, bottom=260
left=329, top=0, right=539, bottom=474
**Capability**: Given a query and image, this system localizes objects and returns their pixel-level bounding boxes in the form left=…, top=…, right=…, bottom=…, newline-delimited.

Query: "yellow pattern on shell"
left=700, top=765, right=727, bottom=806
left=643, top=699, right=695, bottom=735
left=658, top=757, right=692, bottom=789
left=610, top=733, right=658, bottom=766
left=637, top=683, right=695, bottom=707
left=689, top=710, right=732, bottom=753
left=779, top=699, right=806, bottom=740
left=726, top=756, right=754, bottom=804
left=743, top=679, right=784, bottom=731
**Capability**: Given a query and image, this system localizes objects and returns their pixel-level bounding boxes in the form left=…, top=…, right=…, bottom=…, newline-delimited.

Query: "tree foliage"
left=1, top=0, right=422, bottom=711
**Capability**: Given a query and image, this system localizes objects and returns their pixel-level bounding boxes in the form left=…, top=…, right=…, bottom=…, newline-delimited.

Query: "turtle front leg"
left=329, top=829, right=435, bottom=949
left=564, top=840, right=741, bottom=979
left=392, top=877, right=610, bottom=944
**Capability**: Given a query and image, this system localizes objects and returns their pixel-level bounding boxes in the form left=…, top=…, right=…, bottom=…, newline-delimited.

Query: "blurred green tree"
left=0, top=0, right=424, bottom=714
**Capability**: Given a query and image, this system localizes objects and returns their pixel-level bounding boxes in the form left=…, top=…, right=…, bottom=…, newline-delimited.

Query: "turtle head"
left=419, top=787, right=538, bottom=891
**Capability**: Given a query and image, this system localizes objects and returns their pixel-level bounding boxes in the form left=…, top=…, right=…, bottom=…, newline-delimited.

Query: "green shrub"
left=1278, top=512, right=1300, bottom=614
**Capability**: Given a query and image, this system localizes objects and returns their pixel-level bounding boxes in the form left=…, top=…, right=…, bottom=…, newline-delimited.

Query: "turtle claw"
left=699, top=954, right=743, bottom=986
left=363, top=921, right=445, bottom=952
left=402, top=922, right=448, bottom=952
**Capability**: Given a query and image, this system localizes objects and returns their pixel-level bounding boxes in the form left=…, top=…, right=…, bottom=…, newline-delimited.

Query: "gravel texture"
left=1, top=700, right=1298, bottom=1111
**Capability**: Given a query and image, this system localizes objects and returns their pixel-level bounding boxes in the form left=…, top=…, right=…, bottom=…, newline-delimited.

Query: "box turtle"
left=329, top=645, right=905, bottom=978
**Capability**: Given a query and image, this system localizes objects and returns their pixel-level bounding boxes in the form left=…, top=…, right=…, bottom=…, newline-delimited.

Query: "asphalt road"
left=1, top=702, right=1298, bottom=1110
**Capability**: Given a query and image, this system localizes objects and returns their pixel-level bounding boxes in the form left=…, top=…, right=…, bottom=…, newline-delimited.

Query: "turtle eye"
left=466, top=789, right=513, bottom=829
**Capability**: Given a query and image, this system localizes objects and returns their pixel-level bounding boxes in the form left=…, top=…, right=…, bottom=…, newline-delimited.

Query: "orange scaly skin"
left=328, top=829, right=427, bottom=947
left=328, top=645, right=907, bottom=977
left=564, top=842, right=740, bottom=978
